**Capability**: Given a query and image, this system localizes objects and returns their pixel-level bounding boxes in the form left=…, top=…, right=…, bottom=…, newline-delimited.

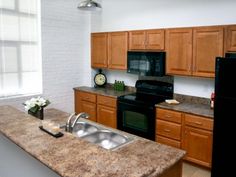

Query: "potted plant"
left=23, top=97, right=50, bottom=120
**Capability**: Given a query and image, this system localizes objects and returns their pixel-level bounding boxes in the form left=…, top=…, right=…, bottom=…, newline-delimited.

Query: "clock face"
left=94, top=74, right=106, bottom=86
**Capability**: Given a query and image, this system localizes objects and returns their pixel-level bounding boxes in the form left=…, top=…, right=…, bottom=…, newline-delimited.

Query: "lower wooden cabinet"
left=80, top=101, right=97, bottom=122
left=156, top=108, right=213, bottom=168
left=97, top=105, right=117, bottom=128
left=182, top=126, right=213, bottom=168
left=74, top=90, right=117, bottom=128
left=182, top=113, right=213, bottom=168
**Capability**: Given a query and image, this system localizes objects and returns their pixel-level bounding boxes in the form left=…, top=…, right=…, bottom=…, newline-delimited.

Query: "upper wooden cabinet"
left=165, top=28, right=193, bottom=76
left=225, top=25, right=236, bottom=52
left=91, top=33, right=108, bottom=68
left=129, top=29, right=165, bottom=50
left=91, top=32, right=128, bottom=70
left=108, top=32, right=128, bottom=70
left=193, top=27, right=224, bottom=77
left=166, top=26, right=224, bottom=78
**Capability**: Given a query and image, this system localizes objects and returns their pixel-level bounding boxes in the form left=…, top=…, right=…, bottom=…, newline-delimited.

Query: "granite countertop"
left=73, top=86, right=135, bottom=98
left=0, top=106, right=185, bottom=177
left=156, top=102, right=213, bottom=119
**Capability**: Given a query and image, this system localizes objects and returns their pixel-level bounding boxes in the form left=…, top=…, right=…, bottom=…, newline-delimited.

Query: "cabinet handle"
left=194, top=121, right=203, bottom=125
left=165, top=115, right=171, bottom=118
left=85, top=97, right=89, bottom=100
left=164, top=129, right=171, bottom=132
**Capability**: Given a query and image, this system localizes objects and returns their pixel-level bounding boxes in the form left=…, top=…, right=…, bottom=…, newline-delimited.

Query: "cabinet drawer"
left=156, top=119, right=181, bottom=140
left=156, top=108, right=182, bottom=123
left=156, top=135, right=181, bottom=148
left=79, top=91, right=96, bottom=103
left=97, top=95, right=117, bottom=108
left=185, top=114, right=213, bottom=131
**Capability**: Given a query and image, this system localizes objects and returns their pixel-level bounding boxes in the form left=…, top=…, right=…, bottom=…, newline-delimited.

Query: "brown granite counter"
left=73, top=86, right=135, bottom=98
left=0, top=106, right=185, bottom=177
left=156, top=94, right=213, bottom=119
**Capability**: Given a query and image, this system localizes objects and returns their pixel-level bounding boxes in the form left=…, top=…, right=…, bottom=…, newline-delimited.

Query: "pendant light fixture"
left=77, top=0, right=102, bottom=11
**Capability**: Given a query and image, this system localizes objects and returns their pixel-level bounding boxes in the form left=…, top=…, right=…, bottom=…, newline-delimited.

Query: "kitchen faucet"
left=65, top=112, right=89, bottom=133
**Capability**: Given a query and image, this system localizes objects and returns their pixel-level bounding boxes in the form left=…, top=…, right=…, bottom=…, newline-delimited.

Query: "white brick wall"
left=0, top=0, right=91, bottom=113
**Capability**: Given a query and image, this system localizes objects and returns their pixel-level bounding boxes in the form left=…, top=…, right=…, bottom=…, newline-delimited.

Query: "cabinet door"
left=193, top=27, right=224, bottom=77
left=80, top=101, right=96, bottom=122
left=91, top=33, right=108, bottom=68
left=165, top=28, right=193, bottom=76
left=74, top=90, right=82, bottom=113
left=97, top=105, right=117, bottom=128
left=146, top=29, right=165, bottom=50
left=225, top=25, right=236, bottom=52
left=108, top=32, right=128, bottom=70
left=182, top=126, right=213, bottom=168
left=129, top=30, right=146, bottom=50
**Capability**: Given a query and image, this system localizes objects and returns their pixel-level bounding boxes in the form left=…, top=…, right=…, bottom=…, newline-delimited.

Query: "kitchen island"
left=0, top=106, right=185, bottom=177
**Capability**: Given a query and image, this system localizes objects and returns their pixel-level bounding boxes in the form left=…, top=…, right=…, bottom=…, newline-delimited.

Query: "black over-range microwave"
left=127, top=51, right=165, bottom=76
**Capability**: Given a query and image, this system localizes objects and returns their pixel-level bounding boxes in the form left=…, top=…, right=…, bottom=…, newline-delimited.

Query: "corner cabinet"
left=129, top=29, right=165, bottom=50
left=91, top=32, right=128, bottom=70
left=156, top=108, right=213, bottom=168
left=74, top=90, right=117, bottom=128
left=91, top=33, right=108, bottom=68
left=225, top=25, right=236, bottom=52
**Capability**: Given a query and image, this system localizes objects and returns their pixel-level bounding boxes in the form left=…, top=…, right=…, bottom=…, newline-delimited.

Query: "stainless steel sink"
left=72, top=122, right=99, bottom=137
left=71, top=121, right=133, bottom=150
left=81, top=130, right=131, bottom=150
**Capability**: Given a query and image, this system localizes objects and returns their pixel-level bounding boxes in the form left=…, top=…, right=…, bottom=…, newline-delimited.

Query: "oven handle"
left=117, top=101, right=154, bottom=111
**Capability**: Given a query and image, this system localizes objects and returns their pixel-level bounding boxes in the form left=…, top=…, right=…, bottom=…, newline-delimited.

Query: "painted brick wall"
left=0, top=0, right=91, bottom=113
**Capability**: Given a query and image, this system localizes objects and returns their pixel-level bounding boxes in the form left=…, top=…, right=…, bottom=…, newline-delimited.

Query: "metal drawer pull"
left=164, top=129, right=171, bottom=132
left=194, top=121, right=203, bottom=125
left=165, top=114, right=171, bottom=118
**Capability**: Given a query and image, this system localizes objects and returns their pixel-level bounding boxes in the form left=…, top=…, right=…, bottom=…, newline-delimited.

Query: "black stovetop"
left=118, top=80, right=173, bottom=107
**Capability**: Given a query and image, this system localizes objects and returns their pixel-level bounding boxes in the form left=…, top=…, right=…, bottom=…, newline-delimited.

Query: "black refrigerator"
left=211, top=54, right=236, bottom=177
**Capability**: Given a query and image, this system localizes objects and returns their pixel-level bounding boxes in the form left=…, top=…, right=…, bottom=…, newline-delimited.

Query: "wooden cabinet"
left=74, top=90, right=117, bottom=128
left=165, top=28, right=193, bottom=76
left=108, top=32, right=128, bottom=70
left=156, top=108, right=183, bottom=148
left=182, top=114, right=213, bottom=168
left=166, top=26, right=224, bottom=78
left=75, top=90, right=97, bottom=122
left=225, top=25, right=236, bottom=52
left=91, top=33, right=108, bottom=68
left=156, top=108, right=213, bottom=168
left=193, top=27, right=224, bottom=77
left=91, top=32, right=128, bottom=70
left=97, top=95, right=117, bottom=128
left=129, top=29, right=165, bottom=50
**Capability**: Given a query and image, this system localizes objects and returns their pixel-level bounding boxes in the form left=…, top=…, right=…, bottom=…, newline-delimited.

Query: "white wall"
left=91, top=0, right=236, bottom=98
left=0, top=0, right=91, bottom=113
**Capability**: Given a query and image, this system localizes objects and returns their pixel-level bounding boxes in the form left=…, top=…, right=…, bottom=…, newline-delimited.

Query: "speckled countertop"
left=73, top=86, right=135, bottom=98
left=156, top=93, right=213, bottom=119
left=156, top=102, right=213, bottom=118
left=0, top=106, right=185, bottom=177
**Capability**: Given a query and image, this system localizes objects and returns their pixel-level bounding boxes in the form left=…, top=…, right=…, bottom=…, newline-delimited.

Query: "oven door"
left=117, top=101, right=155, bottom=140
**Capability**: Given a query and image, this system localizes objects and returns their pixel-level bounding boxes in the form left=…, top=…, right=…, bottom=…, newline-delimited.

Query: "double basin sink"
left=68, top=121, right=133, bottom=150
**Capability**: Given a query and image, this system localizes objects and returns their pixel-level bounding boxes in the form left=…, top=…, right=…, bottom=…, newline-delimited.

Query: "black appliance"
left=117, top=80, right=173, bottom=140
left=211, top=53, right=236, bottom=177
left=127, top=51, right=165, bottom=76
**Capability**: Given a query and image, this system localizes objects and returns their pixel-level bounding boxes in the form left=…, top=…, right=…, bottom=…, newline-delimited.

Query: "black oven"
left=117, top=80, right=173, bottom=141
left=117, top=100, right=155, bottom=140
